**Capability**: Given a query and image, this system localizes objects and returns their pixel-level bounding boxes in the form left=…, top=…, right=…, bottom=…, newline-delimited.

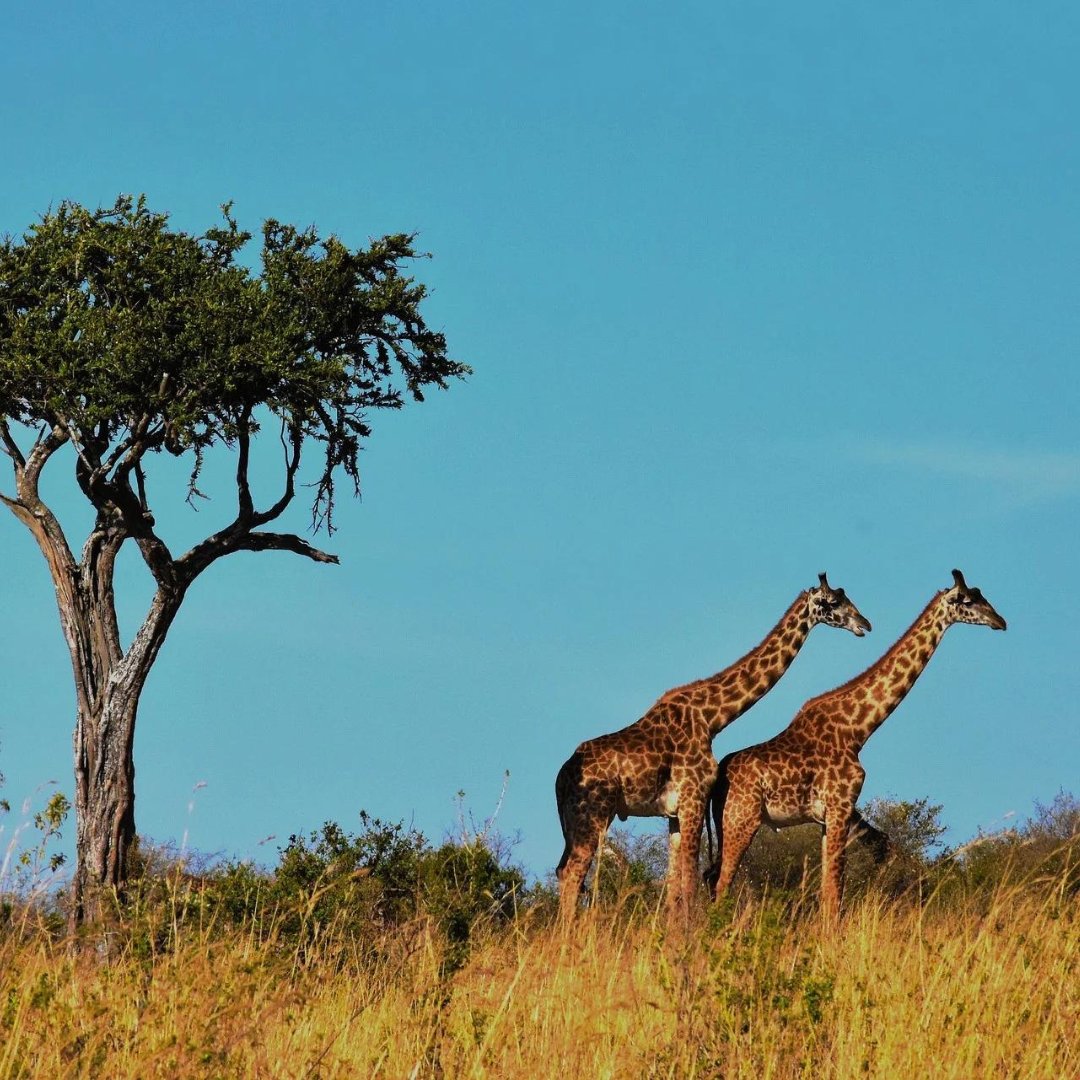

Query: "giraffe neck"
left=824, top=593, right=949, bottom=749
left=677, top=593, right=813, bottom=739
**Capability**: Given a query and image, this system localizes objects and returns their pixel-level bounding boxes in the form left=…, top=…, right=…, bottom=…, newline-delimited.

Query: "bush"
left=592, top=828, right=669, bottom=912
left=939, top=791, right=1080, bottom=897
left=115, top=811, right=525, bottom=966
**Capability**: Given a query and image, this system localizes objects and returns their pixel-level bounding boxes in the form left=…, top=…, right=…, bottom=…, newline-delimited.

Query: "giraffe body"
left=555, top=574, right=872, bottom=925
left=708, top=570, right=1006, bottom=918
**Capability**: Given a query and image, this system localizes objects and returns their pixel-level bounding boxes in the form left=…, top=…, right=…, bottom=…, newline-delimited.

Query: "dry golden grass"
left=1, top=880, right=1076, bottom=1078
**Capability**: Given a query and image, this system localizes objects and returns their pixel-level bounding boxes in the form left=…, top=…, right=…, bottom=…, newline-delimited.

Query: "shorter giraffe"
left=707, top=570, right=1006, bottom=919
left=556, top=573, right=872, bottom=926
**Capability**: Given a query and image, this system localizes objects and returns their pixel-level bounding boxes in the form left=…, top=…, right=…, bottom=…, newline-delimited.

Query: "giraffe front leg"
left=666, top=816, right=682, bottom=885
left=821, top=805, right=855, bottom=922
left=671, top=796, right=706, bottom=929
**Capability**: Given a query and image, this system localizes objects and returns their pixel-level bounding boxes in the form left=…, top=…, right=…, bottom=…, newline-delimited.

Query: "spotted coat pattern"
left=555, top=575, right=872, bottom=925
left=708, top=570, right=1007, bottom=919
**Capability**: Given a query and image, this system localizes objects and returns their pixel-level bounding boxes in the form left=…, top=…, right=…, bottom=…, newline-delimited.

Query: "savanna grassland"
left=1, top=868, right=1076, bottom=1079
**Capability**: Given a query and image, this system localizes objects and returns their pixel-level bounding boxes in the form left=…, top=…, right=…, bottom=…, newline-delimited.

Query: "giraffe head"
left=942, top=569, right=1007, bottom=630
left=808, top=572, right=872, bottom=636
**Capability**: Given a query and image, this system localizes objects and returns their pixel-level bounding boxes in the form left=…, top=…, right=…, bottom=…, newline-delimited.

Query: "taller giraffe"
left=555, top=573, right=872, bottom=925
left=708, top=570, right=1006, bottom=919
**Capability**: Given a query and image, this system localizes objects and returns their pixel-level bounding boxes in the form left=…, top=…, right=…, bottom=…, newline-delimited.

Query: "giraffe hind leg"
left=557, top=835, right=600, bottom=920
left=713, top=788, right=762, bottom=899
left=555, top=761, right=616, bottom=921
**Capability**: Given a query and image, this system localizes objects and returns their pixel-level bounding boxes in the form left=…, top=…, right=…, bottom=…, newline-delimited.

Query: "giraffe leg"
left=713, top=787, right=761, bottom=899
left=556, top=823, right=604, bottom=922
left=821, top=806, right=854, bottom=921
left=670, top=795, right=706, bottom=928
left=555, top=755, right=611, bottom=922
left=848, top=810, right=891, bottom=864
left=666, top=817, right=682, bottom=886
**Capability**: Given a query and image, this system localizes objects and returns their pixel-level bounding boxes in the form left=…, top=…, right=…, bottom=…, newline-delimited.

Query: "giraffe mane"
left=802, top=590, right=945, bottom=708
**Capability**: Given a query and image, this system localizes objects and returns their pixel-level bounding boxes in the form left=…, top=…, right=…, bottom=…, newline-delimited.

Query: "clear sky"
left=1, top=2, right=1077, bottom=881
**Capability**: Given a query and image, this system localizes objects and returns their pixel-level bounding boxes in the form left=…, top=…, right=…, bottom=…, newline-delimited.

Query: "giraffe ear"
left=951, top=569, right=967, bottom=589
left=818, top=571, right=829, bottom=589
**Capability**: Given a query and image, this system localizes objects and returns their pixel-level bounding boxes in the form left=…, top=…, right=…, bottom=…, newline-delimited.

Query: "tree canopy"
left=0, top=195, right=468, bottom=552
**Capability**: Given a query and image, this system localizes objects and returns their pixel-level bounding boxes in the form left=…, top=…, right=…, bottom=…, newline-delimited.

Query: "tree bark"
left=71, top=691, right=137, bottom=926
left=67, top=589, right=183, bottom=928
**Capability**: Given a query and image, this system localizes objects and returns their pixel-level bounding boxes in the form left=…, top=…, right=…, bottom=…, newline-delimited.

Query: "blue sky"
left=1, top=2, right=1077, bottom=880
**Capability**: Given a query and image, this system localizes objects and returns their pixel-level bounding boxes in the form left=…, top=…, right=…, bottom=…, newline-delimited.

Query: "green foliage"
left=0, top=194, right=468, bottom=528
left=941, top=790, right=1080, bottom=897
left=114, top=812, right=524, bottom=966
left=270, top=814, right=429, bottom=939
left=862, top=796, right=947, bottom=862
left=1, top=195, right=468, bottom=922
left=418, top=839, right=524, bottom=963
left=590, top=827, right=668, bottom=912
left=731, top=823, right=822, bottom=895
left=704, top=895, right=838, bottom=1044
left=9, top=791, right=70, bottom=890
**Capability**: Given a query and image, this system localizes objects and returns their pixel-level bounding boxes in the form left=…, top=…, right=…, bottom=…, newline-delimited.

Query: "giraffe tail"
left=704, top=752, right=735, bottom=893
left=555, top=751, right=583, bottom=842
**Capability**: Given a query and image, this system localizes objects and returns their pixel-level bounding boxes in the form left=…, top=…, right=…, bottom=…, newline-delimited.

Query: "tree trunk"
left=69, top=685, right=139, bottom=927
left=63, top=586, right=183, bottom=930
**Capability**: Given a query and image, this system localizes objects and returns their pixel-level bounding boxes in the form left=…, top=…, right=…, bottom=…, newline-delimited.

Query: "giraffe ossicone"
left=554, top=572, right=872, bottom=926
left=707, top=569, right=1006, bottom=919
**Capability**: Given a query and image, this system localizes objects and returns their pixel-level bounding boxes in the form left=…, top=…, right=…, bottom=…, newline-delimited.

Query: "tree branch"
left=236, top=406, right=254, bottom=522
left=0, top=421, right=26, bottom=470
left=79, top=519, right=126, bottom=676
left=22, top=422, right=69, bottom=493
left=0, top=488, right=32, bottom=527
left=239, top=531, right=340, bottom=563
left=176, top=520, right=339, bottom=583
left=251, top=418, right=303, bottom=527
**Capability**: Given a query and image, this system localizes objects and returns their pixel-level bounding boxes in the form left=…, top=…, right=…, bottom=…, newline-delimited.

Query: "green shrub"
left=115, top=811, right=526, bottom=967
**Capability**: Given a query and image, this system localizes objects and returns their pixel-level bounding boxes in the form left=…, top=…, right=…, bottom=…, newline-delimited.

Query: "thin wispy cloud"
left=855, top=440, right=1080, bottom=503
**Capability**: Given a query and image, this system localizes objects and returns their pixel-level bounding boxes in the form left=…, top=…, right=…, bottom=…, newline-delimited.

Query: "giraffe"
left=555, top=573, right=872, bottom=925
left=707, top=569, right=1006, bottom=919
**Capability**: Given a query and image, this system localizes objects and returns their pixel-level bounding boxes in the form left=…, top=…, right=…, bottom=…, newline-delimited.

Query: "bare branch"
left=110, top=407, right=158, bottom=487
left=0, top=489, right=31, bottom=526
left=251, top=419, right=303, bottom=527
left=240, top=531, right=339, bottom=563
left=114, top=476, right=178, bottom=589
left=176, top=520, right=339, bottom=583
left=22, top=423, right=69, bottom=493
left=134, top=460, right=149, bottom=515
left=0, top=421, right=26, bottom=469
left=236, top=407, right=254, bottom=522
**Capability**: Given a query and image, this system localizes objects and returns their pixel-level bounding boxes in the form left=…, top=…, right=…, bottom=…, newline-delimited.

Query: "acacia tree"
left=0, top=196, right=468, bottom=926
